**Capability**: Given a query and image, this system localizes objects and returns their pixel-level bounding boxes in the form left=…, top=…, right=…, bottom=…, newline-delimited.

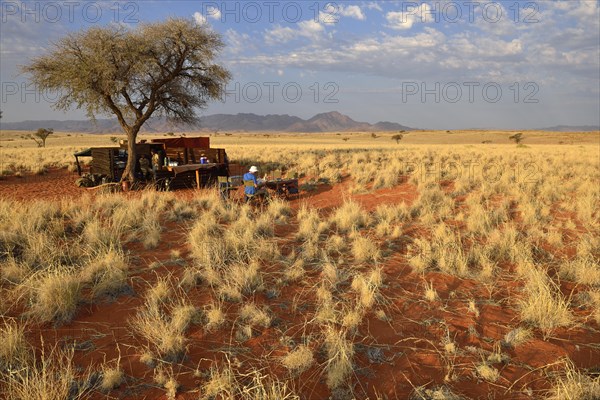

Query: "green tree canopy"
left=22, top=18, right=231, bottom=182
left=509, top=133, right=524, bottom=144
left=28, top=128, right=54, bottom=147
left=391, top=134, right=403, bottom=144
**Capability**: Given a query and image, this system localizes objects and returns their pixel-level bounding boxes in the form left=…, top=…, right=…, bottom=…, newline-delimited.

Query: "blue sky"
left=1, top=0, right=599, bottom=129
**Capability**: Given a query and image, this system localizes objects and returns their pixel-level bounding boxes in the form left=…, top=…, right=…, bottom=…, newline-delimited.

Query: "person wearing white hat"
left=243, top=165, right=268, bottom=202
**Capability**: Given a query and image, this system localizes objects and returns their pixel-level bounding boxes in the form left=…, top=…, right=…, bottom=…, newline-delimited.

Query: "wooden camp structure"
left=74, top=137, right=228, bottom=190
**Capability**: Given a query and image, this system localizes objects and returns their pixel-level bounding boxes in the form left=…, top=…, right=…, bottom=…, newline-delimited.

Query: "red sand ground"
left=1, top=168, right=599, bottom=399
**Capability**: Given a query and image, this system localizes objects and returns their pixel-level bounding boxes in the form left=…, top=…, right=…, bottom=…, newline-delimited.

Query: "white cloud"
left=449, top=35, right=523, bottom=58
left=385, top=3, right=434, bottom=30
left=298, top=20, right=325, bottom=37
left=319, top=4, right=365, bottom=25
left=319, top=11, right=338, bottom=26
left=277, top=69, right=284, bottom=76
left=225, top=29, right=252, bottom=55
left=546, top=1, right=571, bottom=12
left=340, top=5, right=366, bottom=20
left=192, top=12, right=207, bottom=26
left=265, top=20, right=325, bottom=44
left=265, top=26, right=296, bottom=44
left=568, top=0, right=599, bottom=19
left=205, top=5, right=221, bottom=20
left=365, top=2, right=383, bottom=12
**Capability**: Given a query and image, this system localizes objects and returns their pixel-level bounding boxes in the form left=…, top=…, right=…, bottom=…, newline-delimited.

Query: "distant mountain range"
left=538, top=125, right=600, bottom=132
left=0, top=111, right=413, bottom=133
left=2, top=113, right=597, bottom=133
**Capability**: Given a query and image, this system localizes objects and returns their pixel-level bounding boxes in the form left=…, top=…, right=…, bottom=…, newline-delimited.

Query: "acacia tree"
left=28, top=128, right=54, bottom=147
left=509, top=132, right=524, bottom=144
left=22, top=18, right=231, bottom=182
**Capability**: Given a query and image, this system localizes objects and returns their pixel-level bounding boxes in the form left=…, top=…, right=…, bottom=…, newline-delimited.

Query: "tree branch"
left=103, top=94, right=131, bottom=133
left=121, top=89, right=142, bottom=119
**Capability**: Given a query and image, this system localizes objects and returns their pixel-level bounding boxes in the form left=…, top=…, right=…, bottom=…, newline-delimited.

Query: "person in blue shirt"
left=243, top=165, right=268, bottom=202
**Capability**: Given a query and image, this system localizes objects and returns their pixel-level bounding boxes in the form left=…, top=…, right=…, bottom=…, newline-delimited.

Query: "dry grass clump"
left=236, top=303, right=272, bottom=342
left=130, top=277, right=200, bottom=361
left=330, top=201, right=368, bottom=233
left=341, top=307, right=363, bottom=331
left=470, top=245, right=496, bottom=283
left=467, top=299, right=480, bottom=318
left=325, top=234, right=346, bottom=255
left=82, top=216, right=126, bottom=251
left=410, top=385, right=464, bottom=400
left=26, top=268, right=81, bottom=324
left=585, top=290, right=600, bottom=324
left=475, top=362, right=500, bottom=382
left=140, top=213, right=162, bottom=249
left=0, top=198, right=140, bottom=323
left=154, top=365, right=179, bottom=399
left=518, top=267, right=573, bottom=336
left=0, top=320, right=31, bottom=372
left=413, top=184, right=454, bottom=225
left=373, top=203, right=410, bottom=239
left=281, top=344, right=315, bottom=374
left=189, top=208, right=278, bottom=277
left=424, top=281, right=439, bottom=302
left=239, top=303, right=272, bottom=329
left=185, top=211, right=280, bottom=301
left=214, top=261, right=264, bottom=302
left=484, top=224, right=524, bottom=264
left=519, top=200, right=551, bottom=229
left=559, top=255, right=600, bottom=286
left=165, top=199, right=198, bottom=222
left=267, top=198, right=293, bottom=222
left=408, top=238, right=434, bottom=273
left=502, top=327, right=533, bottom=348
left=324, top=325, right=354, bottom=389
left=188, top=216, right=225, bottom=265
left=80, top=248, right=129, bottom=299
left=546, top=359, right=600, bottom=400
left=283, top=258, right=306, bottom=283
left=575, top=182, right=599, bottom=227
left=99, top=356, right=124, bottom=392
left=351, top=234, right=380, bottom=263
left=320, top=259, right=341, bottom=289
left=408, top=226, right=471, bottom=277
left=465, top=200, right=507, bottom=236
left=350, top=269, right=383, bottom=309
left=204, top=302, right=226, bottom=332
left=202, top=360, right=299, bottom=400
left=2, top=344, right=91, bottom=400
left=315, top=284, right=337, bottom=324
left=296, top=205, right=328, bottom=241
left=299, top=238, right=321, bottom=262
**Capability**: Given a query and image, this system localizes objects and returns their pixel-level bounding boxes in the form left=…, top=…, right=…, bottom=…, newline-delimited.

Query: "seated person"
left=175, top=152, right=184, bottom=165
left=139, top=155, right=151, bottom=179
left=151, top=150, right=161, bottom=174
left=199, top=153, right=209, bottom=164
left=243, top=165, right=268, bottom=202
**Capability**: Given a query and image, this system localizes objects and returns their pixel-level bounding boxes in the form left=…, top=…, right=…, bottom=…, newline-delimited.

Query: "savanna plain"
left=0, top=129, right=599, bottom=399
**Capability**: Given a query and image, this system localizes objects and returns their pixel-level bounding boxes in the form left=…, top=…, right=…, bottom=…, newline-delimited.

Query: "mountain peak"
left=308, top=111, right=355, bottom=123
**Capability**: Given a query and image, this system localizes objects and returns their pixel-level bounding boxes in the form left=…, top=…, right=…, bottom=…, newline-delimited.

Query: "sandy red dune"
left=1, top=168, right=598, bottom=399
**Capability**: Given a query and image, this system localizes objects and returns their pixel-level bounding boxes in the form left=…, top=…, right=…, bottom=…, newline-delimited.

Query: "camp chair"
left=286, top=181, right=300, bottom=199
left=244, top=180, right=268, bottom=205
left=218, top=176, right=237, bottom=200
left=243, top=180, right=257, bottom=203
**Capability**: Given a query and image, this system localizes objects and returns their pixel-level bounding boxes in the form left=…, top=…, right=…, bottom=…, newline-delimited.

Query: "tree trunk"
left=121, top=128, right=140, bottom=182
